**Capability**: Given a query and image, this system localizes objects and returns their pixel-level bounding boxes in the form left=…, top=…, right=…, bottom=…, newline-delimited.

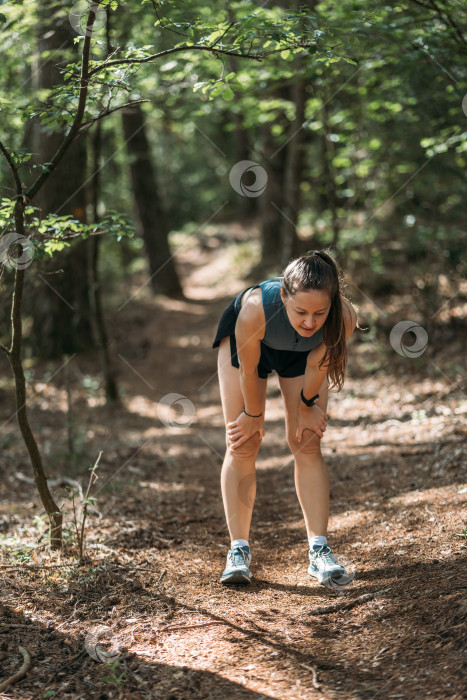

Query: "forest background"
left=0, top=1, right=465, bottom=699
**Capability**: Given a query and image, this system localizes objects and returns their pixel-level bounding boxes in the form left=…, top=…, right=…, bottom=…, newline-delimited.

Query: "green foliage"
left=0, top=203, right=135, bottom=262
left=0, top=0, right=465, bottom=293
left=102, top=659, right=126, bottom=685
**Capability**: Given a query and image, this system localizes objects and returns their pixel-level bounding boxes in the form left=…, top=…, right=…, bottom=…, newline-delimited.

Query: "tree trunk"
left=259, top=122, right=288, bottom=267
left=28, top=7, right=93, bottom=358
left=5, top=202, right=63, bottom=548
left=321, top=98, right=340, bottom=249
left=280, top=76, right=307, bottom=267
left=88, top=122, right=119, bottom=402
left=121, top=104, right=183, bottom=297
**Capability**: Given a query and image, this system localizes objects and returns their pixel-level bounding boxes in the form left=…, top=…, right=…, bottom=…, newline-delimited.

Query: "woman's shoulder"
left=237, top=277, right=282, bottom=323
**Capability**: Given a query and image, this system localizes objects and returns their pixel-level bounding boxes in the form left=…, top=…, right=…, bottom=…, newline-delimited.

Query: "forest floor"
left=0, top=225, right=466, bottom=700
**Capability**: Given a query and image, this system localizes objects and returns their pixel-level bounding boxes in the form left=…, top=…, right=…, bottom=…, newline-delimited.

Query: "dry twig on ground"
left=0, top=645, right=31, bottom=693
left=306, top=589, right=390, bottom=617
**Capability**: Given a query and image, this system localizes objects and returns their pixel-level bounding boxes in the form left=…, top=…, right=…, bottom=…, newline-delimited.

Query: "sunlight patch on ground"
left=125, top=395, right=158, bottom=418
left=158, top=298, right=206, bottom=315
left=172, top=334, right=202, bottom=347
left=331, top=510, right=373, bottom=531
left=195, top=406, right=225, bottom=423
left=387, top=484, right=466, bottom=507
left=138, top=480, right=204, bottom=493
left=256, top=455, right=293, bottom=470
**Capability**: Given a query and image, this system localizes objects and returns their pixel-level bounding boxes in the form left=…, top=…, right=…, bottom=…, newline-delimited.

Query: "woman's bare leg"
left=279, top=375, right=329, bottom=539
left=218, top=338, right=267, bottom=542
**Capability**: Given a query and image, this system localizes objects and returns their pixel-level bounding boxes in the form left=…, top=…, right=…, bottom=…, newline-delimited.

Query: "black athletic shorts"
left=212, top=295, right=311, bottom=379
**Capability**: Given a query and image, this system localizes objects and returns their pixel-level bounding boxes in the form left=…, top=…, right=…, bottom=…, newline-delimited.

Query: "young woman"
left=212, top=250, right=357, bottom=588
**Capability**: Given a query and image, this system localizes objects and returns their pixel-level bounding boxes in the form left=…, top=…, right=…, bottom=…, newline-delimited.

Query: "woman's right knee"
left=226, top=431, right=262, bottom=459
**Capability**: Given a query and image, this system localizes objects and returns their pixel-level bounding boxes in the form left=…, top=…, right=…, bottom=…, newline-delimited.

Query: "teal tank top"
left=235, top=277, right=324, bottom=352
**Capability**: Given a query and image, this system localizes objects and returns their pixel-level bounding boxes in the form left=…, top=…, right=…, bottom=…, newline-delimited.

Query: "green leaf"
left=210, top=84, right=224, bottom=98
left=223, top=85, right=234, bottom=101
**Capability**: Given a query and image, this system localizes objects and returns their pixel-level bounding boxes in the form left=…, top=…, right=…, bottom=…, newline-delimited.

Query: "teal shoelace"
left=229, top=547, right=249, bottom=566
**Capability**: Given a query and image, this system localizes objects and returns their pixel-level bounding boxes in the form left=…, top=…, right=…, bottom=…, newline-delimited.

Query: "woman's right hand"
left=227, top=410, right=265, bottom=450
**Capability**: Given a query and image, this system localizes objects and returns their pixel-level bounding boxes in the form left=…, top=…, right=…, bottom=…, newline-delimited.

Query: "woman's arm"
left=226, top=294, right=266, bottom=449
left=236, top=303, right=265, bottom=416
left=297, top=344, right=328, bottom=441
left=297, top=297, right=358, bottom=442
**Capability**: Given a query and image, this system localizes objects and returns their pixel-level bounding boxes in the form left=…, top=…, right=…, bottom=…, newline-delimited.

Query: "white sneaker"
left=220, top=545, right=251, bottom=584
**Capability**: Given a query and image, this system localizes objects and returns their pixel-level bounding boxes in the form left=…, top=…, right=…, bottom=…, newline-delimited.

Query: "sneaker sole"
left=220, top=570, right=251, bottom=584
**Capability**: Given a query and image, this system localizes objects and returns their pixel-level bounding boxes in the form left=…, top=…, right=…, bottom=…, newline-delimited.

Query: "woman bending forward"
left=213, top=250, right=357, bottom=588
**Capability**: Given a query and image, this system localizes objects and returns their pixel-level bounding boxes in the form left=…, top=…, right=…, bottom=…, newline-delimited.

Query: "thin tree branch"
left=78, top=99, right=150, bottom=131
left=210, top=21, right=236, bottom=49
left=150, top=0, right=189, bottom=38
left=87, top=42, right=320, bottom=79
left=428, top=0, right=466, bottom=46
left=160, top=620, right=230, bottom=632
left=299, top=664, right=321, bottom=690
left=408, top=0, right=432, bottom=8
left=0, top=564, right=75, bottom=570
left=79, top=451, right=102, bottom=561
left=305, top=589, right=390, bottom=616
left=0, top=140, right=23, bottom=197
left=0, top=646, right=31, bottom=693
left=26, top=3, right=99, bottom=200
left=408, top=0, right=466, bottom=48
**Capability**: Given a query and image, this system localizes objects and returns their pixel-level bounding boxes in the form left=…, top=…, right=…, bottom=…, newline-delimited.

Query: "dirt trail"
left=0, top=230, right=466, bottom=699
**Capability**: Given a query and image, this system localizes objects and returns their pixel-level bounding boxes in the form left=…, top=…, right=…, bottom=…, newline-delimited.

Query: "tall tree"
left=280, top=73, right=308, bottom=265
left=28, top=3, right=93, bottom=357
left=121, top=104, right=183, bottom=297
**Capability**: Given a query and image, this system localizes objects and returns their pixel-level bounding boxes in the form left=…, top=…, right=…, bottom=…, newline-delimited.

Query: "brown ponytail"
left=282, top=250, right=347, bottom=391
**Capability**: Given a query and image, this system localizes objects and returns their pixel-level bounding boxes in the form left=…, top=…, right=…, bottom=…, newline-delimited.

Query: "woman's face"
left=280, top=288, right=332, bottom=337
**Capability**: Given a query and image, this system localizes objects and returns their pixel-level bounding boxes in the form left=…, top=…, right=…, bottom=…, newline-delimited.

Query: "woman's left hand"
left=296, top=403, right=328, bottom=442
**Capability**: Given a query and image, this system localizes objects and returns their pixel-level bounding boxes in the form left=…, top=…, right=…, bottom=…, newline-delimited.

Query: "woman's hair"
left=282, top=249, right=348, bottom=391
